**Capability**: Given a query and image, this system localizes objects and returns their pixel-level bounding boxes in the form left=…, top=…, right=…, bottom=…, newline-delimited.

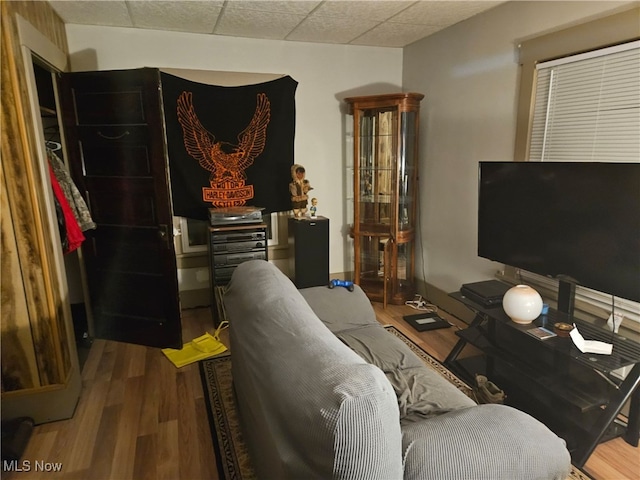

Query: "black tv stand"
left=445, top=291, right=640, bottom=468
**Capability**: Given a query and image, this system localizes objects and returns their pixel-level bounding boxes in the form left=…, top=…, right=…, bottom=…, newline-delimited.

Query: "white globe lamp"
left=502, top=285, right=543, bottom=325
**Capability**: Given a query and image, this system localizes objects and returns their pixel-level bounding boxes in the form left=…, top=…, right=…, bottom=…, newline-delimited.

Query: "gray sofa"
left=224, top=260, right=571, bottom=480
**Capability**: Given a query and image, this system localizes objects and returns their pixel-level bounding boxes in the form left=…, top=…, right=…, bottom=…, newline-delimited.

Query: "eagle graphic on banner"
left=176, top=91, right=271, bottom=207
left=161, top=73, right=297, bottom=220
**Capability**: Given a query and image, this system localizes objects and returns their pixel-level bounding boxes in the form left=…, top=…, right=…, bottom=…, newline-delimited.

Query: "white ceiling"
left=48, top=0, right=506, bottom=48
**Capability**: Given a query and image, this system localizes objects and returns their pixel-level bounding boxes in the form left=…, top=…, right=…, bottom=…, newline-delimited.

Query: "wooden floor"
left=7, top=301, right=639, bottom=480
left=5, top=308, right=220, bottom=480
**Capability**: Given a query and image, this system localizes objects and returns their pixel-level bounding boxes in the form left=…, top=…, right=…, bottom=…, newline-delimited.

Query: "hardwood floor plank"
left=94, top=343, right=118, bottom=384
left=28, top=421, right=74, bottom=477
left=59, top=469, right=91, bottom=480
left=157, top=350, right=179, bottom=423
left=64, top=378, right=110, bottom=472
left=194, top=396, right=219, bottom=480
left=127, top=343, right=148, bottom=378
left=14, top=430, right=59, bottom=480
left=156, top=419, right=180, bottom=480
left=132, top=434, right=157, bottom=480
left=88, top=403, right=120, bottom=480
left=80, top=338, right=105, bottom=382
left=138, top=348, right=162, bottom=437
left=585, top=437, right=639, bottom=480
left=176, top=370, right=202, bottom=479
left=109, top=342, right=129, bottom=384
left=104, top=377, right=125, bottom=407
left=110, top=375, right=145, bottom=480
left=28, top=430, right=58, bottom=463
left=185, top=357, right=206, bottom=401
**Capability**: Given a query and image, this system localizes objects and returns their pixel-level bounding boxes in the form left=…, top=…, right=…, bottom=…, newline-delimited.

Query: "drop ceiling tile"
left=49, top=0, right=133, bottom=27
left=287, top=15, right=380, bottom=44
left=225, top=1, right=321, bottom=15
left=310, top=0, right=415, bottom=21
left=129, top=0, right=224, bottom=33
left=46, top=0, right=510, bottom=48
left=390, top=1, right=503, bottom=25
left=215, top=8, right=306, bottom=40
left=128, top=1, right=222, bottom=33
left=351, top=22, right=443, bottom=47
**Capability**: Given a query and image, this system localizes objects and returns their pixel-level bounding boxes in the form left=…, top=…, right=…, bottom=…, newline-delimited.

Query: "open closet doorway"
left=32, top=58, right=94, bottom=370
left=1, top=12, right=82, bottom=424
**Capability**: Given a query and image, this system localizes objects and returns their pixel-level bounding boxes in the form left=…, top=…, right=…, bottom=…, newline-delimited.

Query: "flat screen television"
left=478, top=162, right=640, bottom=305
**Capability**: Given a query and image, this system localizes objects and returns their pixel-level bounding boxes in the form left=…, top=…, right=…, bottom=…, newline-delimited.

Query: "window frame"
left=509, top=6, right=640, bottom=334
left=529, top=40, right=639, bottom=163
left=514, top=6, right=640, bottom=162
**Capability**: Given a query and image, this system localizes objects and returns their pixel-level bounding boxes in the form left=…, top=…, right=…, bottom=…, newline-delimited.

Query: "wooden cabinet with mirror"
left=345, top=93, right=424, bottom=306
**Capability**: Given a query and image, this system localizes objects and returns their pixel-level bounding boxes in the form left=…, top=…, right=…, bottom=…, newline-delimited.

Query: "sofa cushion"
left=299, top=284, right=379, bottom=333
left=301, top=281, right=475, bottom=420
left=225, top=260, right=404, bottom=479
left=401, top=404, right=571, bottom=480
left=337, top=324, right=476, bottom=420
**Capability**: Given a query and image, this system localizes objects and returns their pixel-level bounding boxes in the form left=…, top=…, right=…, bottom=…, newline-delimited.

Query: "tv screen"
left=478, top=162, right=640, bottom=303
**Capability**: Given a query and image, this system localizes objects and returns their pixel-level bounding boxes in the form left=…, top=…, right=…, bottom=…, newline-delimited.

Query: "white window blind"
left=525, top=41, right=640, bottom=330
left=530, top=41, right=640, bottom=163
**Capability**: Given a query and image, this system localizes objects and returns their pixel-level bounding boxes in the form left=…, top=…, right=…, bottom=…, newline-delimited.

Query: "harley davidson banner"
left=161, top=72, right=298, bottom=220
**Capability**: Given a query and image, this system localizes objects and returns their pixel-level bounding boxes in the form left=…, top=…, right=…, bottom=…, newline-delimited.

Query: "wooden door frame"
left=1, top=12, right=81, bottom=424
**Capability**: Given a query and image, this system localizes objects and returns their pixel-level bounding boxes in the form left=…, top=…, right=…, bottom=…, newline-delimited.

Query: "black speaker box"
left=288, top=216, right=329, bottom=288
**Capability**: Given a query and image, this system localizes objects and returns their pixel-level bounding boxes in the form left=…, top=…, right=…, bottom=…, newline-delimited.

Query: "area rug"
left=199, top=325, right=591, bottom=480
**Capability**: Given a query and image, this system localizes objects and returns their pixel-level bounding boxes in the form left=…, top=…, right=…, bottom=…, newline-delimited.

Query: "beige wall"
left=403, top=1, right=638, bottom=302
left=49, top=1, right=639, bottom=312
left=65, top=25, right=404, bottom=277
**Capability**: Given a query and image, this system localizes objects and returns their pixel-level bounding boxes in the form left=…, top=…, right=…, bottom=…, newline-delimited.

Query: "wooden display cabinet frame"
left=345, top=93, right=424, bottom=306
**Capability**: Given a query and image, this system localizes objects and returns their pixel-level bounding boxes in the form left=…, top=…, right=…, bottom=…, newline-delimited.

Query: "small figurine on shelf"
left=309, top=198, right=318, bottom=218
left=289, top=164, right=313, bottom=218
left=363, top=173, right=373, bottom=197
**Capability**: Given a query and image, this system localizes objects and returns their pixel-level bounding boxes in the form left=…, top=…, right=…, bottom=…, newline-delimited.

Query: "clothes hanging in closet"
left=47, top=148, right=96, bottom=232
left=48, top=163, right=84, bottom=254
left=51, top=184, right=69, bottom=252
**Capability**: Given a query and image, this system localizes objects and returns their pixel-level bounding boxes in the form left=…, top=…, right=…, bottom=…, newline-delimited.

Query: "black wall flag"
left=161, top=73, right=298, bottom=220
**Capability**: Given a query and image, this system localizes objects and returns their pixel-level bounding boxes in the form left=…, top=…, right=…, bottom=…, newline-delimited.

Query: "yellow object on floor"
left=162, top=321, right=228, bottom=368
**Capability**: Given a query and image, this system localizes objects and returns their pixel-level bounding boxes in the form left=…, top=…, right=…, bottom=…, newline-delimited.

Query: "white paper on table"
left=569, top=324, right=613, bottom=355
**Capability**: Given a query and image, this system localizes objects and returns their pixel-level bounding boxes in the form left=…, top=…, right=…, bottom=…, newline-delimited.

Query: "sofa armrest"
left=225, top=260, right=404, bottom=479
left=401, top=404, right=571, bottom=480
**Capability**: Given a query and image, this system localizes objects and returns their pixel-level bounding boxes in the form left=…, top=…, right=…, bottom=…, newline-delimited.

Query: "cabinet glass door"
left=398, top=111, right=417, bottom=232
left=357, top=109, right=397, bottom=230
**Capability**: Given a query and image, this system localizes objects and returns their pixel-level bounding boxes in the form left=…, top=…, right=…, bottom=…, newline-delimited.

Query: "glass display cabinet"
left=344, top=93, right=424, bottom=306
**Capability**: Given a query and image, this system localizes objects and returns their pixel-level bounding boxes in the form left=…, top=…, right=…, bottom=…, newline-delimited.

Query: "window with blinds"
left=523, top=40, right=640, bottom=331
left=529, top=40, right=640, bottom=163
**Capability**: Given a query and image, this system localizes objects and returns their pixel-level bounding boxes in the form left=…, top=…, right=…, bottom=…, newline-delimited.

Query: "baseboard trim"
left=415, top=279, right=476, bottom=325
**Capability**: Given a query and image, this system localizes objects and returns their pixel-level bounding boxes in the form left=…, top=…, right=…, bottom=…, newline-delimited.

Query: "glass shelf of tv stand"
left=446, top=291, right=640, bottom=466
left=450, top=291, right=640, bottom=376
